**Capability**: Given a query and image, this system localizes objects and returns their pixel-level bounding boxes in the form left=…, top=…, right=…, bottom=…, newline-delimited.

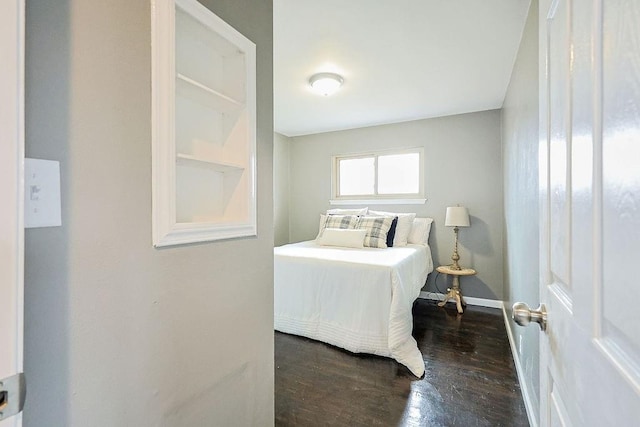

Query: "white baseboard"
left=502, top=306, right=539, bottom=427
left=418, top=291, right=504, bottom=309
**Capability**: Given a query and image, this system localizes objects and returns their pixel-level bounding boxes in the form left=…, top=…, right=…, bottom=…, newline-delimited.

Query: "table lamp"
left=445, top=206, right=470, bottom=270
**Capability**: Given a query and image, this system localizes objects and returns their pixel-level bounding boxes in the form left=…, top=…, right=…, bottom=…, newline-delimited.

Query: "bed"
left=274, top=235, right=433, bottom=377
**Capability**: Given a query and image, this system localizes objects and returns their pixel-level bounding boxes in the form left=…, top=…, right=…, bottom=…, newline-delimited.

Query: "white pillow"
left=408, top=217, right=434, bottom=245
left=317, top=214, right=327, bottom=238
left=369, top=210, right=416, bottom=247
left=326, top=207, right=368, bottom=215
left=317, top=228, right=367, bottom=248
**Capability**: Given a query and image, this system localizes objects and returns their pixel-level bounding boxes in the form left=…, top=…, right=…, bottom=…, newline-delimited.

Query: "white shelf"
left=176, top=73, right=243, bottom=112
left=175, top=2, right=246, bottom=102
left=152, top=0, right=256, bottom=247
left=176, top=153, right=244, bottom=172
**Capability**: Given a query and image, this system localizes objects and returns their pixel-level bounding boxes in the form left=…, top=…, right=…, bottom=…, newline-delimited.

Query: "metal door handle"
left=512, top=302, right=547, bottom=331
left=0, top=373, right=26, bottom=420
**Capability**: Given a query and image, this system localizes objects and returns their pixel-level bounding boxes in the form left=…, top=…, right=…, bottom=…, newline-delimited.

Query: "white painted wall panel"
left=24, top=0, right=274, bottom=425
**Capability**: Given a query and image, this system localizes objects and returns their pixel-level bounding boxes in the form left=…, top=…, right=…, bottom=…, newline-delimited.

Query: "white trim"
left=418, top=292, right=503, bottom=309
left=151, top=0, right=257, bottom=246
left=330, top=198, right=427, bottom=206
left=502, top=306, right=539, bottom=427
left=0, top=1, right=25, bottom=425
left=594, top=337, right=640, bottom=397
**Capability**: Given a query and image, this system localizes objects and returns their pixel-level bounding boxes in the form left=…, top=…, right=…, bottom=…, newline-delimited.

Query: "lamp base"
left=450, top=226, right=462, bottom=270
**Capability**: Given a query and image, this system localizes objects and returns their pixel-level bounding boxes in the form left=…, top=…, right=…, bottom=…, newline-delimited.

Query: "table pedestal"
left=438, top=275, right=466, bottom=314
left=435, top=266, right=476, bottom=314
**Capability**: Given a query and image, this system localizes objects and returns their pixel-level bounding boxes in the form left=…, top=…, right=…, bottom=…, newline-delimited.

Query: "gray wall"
left=24, top=0, right=274, bottom=425
left=274, top=132, right=291, bottom=246
left=287, top=111, right=504, bottom=300
left=502, top=0, right=540, bottom=423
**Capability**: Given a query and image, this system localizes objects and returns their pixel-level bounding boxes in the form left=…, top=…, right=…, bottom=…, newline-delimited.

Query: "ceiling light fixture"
left=309, top=72, right=344, bottom=96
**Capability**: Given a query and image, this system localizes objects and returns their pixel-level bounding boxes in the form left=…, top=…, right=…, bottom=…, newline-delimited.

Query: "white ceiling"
left=274, top=0, right=531, bottom=137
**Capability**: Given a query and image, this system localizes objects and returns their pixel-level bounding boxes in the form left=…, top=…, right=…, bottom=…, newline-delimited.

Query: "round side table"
left=436, top=265, right=477, bottom=314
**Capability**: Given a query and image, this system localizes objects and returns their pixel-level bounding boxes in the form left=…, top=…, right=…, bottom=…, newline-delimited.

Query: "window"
left=331, top=148, right=425, bottom=204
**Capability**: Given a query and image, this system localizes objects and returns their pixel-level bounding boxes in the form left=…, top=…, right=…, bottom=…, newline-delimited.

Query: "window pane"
left=339, top=157, right=375, bottom=196
left=377, top=153, right=420, bottom=194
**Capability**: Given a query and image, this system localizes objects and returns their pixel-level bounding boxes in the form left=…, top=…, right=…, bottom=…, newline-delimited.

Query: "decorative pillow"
left=326, top=207, right=368, bottom=215
left=386, top=217, right=398, bottom=247
left=317, top=214, right=327, bottom=239
left=368, top=210, right=416, bottom=247
left=356, top=216, right=395, bottom=248
left=317, top=228, right=367, bottom=248
left=317, top=214, right=360, bottom=239
left=407, top=217, right=434, bottom=245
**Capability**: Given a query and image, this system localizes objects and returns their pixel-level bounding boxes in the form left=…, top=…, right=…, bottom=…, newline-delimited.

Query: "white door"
left=0, top=0, right=25, bottom=426
left=535, top=0, right=640, bottom=424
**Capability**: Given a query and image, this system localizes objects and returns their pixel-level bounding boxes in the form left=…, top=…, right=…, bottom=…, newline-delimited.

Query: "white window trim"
left=331, top=147, right=426, bottom=204
left=329, top=198, right=427, bottom=205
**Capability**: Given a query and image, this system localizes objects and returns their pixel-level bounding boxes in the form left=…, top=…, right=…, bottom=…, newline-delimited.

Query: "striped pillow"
left=317, top=214, right=360, bottom=239
left=357, top=216, right=395, bottom=248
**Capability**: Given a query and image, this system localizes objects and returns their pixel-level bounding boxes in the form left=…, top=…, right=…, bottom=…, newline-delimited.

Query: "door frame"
left=0, top=0, right=25, bottom=426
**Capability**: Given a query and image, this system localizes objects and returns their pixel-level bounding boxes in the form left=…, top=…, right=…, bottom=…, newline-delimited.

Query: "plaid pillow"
left=317, top=214, right=360, bottom=238
left=357, top=216, right=395, bottom=248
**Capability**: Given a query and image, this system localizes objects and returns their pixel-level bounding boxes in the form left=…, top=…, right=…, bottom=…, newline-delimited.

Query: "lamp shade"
left=445, top=206, right=470, bottom=227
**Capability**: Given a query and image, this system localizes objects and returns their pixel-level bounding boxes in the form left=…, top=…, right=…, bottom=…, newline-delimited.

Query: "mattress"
left=274, top=240, right=433, bottom=377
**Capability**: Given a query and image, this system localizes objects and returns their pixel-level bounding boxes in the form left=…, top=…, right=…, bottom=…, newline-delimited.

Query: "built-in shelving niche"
left=152, top=0, right=256, bottom=247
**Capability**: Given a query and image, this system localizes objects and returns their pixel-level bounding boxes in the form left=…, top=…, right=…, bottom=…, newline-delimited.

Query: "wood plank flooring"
left=275, top=299, right=529, bottom=426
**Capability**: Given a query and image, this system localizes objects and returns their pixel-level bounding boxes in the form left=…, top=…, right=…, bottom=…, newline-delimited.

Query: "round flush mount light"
left=309, top=72, right=344, bottom=96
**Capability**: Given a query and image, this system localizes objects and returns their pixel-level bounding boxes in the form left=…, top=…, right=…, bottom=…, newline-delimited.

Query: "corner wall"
left=501, top=0, right=540, bottom=424
left=274, top=132, right=291, bottom=246
left=24, top=0, right=274, bottom=425
left=288, top=111, right=504, bottom=300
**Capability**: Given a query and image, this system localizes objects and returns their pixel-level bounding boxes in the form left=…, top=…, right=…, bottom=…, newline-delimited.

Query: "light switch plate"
left=24, top=158, right=62, bottom=228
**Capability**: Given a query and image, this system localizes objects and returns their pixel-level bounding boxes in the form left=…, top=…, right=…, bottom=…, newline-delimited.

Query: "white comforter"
left=274, top=240, right=433, bottom=377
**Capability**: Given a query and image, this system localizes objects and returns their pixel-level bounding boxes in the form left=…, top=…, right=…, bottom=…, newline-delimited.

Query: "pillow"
left=317, top=228, right=367, bottom=248
left=369, top=210, right=416, bottom=247
left=386, top=217, right=398, bottom=247
left=317, top=214, right=360, bottom=239
left=326, top=207, right=368, bottom=215
left=356, top=216, right=395, bottom=248
left=407, top=217, right=434, bottom=245
left=317, top=214, right=327, bottom=239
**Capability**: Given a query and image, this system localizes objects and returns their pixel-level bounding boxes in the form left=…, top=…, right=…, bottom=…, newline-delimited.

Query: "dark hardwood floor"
left=275, top=299, right=529, bottom=427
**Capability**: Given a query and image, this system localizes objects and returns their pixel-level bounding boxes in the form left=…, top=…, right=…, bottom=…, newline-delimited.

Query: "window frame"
left=330, top=147, right=426, bottom=205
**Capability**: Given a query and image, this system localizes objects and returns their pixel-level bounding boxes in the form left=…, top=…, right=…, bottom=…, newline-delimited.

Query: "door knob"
left=0, top=373, right=26, bottom=421
left=512, top=302, right=547, bottom=331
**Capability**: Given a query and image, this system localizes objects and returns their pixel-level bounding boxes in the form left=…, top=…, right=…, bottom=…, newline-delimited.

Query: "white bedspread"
left=274, top=240, right=433, bottom=377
